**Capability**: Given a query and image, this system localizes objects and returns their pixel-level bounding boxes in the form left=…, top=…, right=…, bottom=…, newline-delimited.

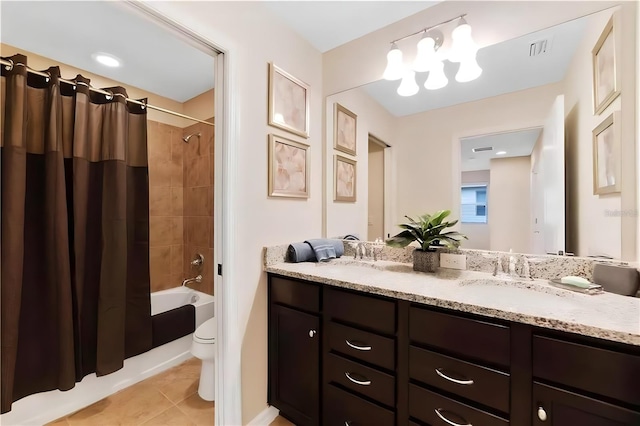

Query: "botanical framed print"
left=592, top=112, right=621, bottom=195
left=334, top=103, right=357, bottom=156
left=268, top=63, right=310, bottom=138
left=334, top=155, right=356, bottom=202
left=592, top=14, right=621, bottom=114
left=268, top=134, right=310, bottom=198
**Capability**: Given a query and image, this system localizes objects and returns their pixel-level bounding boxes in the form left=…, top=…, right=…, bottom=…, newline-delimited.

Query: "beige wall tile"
left=171, top=217, right=183, bottom=245
left=149, top=159, right=172, bottom=188
left=209, top=154, right=214, bottom=186
left=150, top=246, right=171, bottom=279
left=149, top=187, right=172, bottom=217
left=170, top=245, right=184, bottom=276
left=184, top=187, right=212, bottom=217
left=170, top=157, right=183, bottom=188
left=150, top=217, right=173, bottom=246
left=171, top=129, right=184, bottom=163
left=148, top=122, right=172, bottom=164
left=150, top=273, right=173, bottom=293
left=185, top=217, right=210, bottom=247
left=185, top=155, right=210, bottom=188
left=171, top=188, right=184, bottom=216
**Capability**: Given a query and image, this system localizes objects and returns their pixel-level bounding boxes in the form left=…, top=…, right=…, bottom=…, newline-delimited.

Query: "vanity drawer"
left=409, top=346, right=510, bottom=413
left=533, top=335, right=640, bottom=407
left=270, top=276, right=320, bottom=313
left=327, top=321, right=395, bottom=370
left=324, top=383, right=395, bottom=426
left=325, top=288, right=396, bottom=335
left=326, top=352, right=395, bottom=408
left=410, top=306, right=510, bottom=367
left=409, top=384, right=509, bottom=426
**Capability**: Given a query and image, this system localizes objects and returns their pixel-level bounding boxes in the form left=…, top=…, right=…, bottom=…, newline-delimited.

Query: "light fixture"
left=383, top=43, right=404, bottom=81
left=383, top=14, right=482, bottom=96
left=456, top=55, right=482, bottom=82
left=397, top=70, right=419, bottom=97
left=496, top=151, right=507, bottom=155
left=424, top=60, right=448, bottom=90
left=92, top=52, right=121, bottom=68
left=413, top=30, right=443, bottom=73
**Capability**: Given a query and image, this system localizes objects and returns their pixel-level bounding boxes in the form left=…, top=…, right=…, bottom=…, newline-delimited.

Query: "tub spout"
left=182, top=275, right=203, bottom=287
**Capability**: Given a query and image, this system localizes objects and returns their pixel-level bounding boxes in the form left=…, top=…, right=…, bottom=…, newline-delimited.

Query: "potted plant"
left=386, top=210, right=467, bottom=273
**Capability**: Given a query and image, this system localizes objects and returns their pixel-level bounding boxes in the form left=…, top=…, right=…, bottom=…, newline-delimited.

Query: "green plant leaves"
left=386, top=210, right=468, bottom=250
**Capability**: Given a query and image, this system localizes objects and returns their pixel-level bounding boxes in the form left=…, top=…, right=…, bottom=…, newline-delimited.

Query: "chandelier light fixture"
left=382, top=14, right=482, bottom=96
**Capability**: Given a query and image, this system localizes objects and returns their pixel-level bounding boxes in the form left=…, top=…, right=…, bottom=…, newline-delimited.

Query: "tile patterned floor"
left=47, top=358, right=213, bottom=426
left=269, top=416, right=295, bottom=426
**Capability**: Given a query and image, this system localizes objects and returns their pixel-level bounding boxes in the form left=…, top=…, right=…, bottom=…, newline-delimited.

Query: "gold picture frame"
left=334, top=103, right=357, bottom=156
left=592, top=14, right=621, bottom=115
left=334, top=155, right=357, bottom=202
left=592, top=111, right=621, bottom=195
left=268, top=134, right=310, bottom=198
left=268, top=63, right=310, bottom=138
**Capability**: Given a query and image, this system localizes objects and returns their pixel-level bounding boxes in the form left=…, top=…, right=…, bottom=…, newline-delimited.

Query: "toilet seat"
left=194, top=317, right=216, bottom=344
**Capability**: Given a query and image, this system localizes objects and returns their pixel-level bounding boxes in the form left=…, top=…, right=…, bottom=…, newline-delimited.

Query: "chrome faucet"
left=182, top=275, right=203, bottom=287
left=492, top=253, right=533, bottom=280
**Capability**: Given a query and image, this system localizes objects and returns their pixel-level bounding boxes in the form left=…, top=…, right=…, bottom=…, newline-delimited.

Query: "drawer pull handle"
left=434, top=408, right=472, bottom=426
left=435, top=368, right=474, bottom=385
left=345, top=339, right=372, bottom=351
left=345, top=372, right=371, bottom=386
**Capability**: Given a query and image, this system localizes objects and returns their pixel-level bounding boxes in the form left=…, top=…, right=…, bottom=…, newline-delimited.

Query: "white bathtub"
left=0, top=287, right=215, bottom=426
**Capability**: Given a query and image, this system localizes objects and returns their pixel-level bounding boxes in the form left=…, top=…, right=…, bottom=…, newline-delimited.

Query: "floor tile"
left=66, top=382, right=173, bottom=426
left=270, top=416, right=295, bottom=426
left=142, top=406, right=196, bottom=426
left=176, top=393, right=214, bottom=426
left=146, top=358, right=201, bottom=404
left=45, top=417, right=69, bottom=425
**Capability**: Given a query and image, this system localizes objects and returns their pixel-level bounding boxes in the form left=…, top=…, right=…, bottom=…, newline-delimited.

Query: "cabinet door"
left=533, top=383, right=640, bottom=426
left=269, top=304, right=320, bottom=426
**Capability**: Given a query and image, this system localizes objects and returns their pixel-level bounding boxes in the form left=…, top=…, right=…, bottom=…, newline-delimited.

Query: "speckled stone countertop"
left=265, top=258, right=640, bottom=346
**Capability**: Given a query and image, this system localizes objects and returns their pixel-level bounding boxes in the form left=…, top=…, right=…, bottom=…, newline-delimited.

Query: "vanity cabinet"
left=267, top=274, right=640, bottom=425
left=268, top=277, right=321, bottom=426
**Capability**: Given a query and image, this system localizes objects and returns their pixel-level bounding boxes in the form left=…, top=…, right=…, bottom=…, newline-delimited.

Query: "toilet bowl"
left=191, top=317, right=216, bottom=401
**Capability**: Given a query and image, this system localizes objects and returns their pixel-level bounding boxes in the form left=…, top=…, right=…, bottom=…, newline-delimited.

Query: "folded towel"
left=305, top=239, right=345, bottom=262
left=288, top=242, right=316, bottom=263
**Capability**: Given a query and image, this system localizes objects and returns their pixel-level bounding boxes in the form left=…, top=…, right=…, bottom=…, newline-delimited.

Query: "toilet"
left=191, top=317, right=216, bottom=401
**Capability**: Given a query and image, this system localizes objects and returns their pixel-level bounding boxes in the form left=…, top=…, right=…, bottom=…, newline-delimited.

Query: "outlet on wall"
left=440, top=253, right=467, bottom=270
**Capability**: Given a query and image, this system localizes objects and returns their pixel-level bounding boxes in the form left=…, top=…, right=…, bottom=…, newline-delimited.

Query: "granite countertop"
left=265, top=258, right=640, bottom=346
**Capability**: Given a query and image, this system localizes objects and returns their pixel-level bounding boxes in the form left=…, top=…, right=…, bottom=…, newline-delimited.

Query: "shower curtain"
left=0, top=54, right=152, bottom=413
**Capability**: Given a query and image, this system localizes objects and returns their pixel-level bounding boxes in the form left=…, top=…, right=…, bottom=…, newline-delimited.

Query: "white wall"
left=142, top=2, right=323, bottom=423
left=460, top=170, right=490, bottom=249
left=489, top=157, right=532, bottom=253
left=563, top=5, right=637, bottom=260
left=325, top=87, right=396, bottom=239
left=392, top=83, right=562, bottom=227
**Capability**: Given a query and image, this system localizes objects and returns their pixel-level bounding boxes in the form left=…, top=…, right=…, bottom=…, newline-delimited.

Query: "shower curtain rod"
left=0, top=58, right=214, bottom=127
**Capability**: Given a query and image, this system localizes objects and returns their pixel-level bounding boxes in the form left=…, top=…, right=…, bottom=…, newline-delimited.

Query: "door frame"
left=368, top=134, right=393, bottom=240
left=124, top=2, right=241, bottom=424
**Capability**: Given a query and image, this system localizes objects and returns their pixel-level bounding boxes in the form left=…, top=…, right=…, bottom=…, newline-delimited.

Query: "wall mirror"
left=324, top=5, right=637, bottom=261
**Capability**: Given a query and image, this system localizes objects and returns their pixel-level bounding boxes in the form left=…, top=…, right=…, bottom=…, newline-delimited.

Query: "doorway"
left=368, top=135, right=388, bottom=241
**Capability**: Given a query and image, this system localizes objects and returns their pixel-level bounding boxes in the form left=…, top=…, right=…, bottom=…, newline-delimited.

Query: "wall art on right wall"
left=592, top=13, right=621, bottom=115
left=334, top=155, right=357, bottom=202
left=592, top=111, right=621, bottom=195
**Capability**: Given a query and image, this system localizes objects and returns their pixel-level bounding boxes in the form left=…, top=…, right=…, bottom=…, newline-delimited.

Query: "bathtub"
left=0, top=287, right=215, bottom=426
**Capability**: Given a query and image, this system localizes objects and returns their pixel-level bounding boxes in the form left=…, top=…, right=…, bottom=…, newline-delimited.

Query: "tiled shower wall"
left=148, top=120, right=185, bottom=292
left=182, top=120, right=215, bottom=295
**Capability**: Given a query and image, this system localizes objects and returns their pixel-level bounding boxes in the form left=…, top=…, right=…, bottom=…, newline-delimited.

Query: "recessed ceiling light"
left=92, top=52, right=121, bottom=68
left=496, top=151, right=507, bottom=155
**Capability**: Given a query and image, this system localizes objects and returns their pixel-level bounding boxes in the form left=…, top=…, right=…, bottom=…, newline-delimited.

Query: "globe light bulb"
left=455, top=56, right=483, bottom=83
left=413, top=35, right=438, bottom=73
left=383, top=43, right=404, bottom=81
left=424, top=60, right=448, bottom=90
left=397, top=70, right=419, bottom=97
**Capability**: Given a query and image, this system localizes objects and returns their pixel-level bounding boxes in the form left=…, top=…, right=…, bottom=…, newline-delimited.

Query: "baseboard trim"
left=247, top=405, right=279, bottom=425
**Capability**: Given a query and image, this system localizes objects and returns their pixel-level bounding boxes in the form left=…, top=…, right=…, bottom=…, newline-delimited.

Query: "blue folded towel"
left=287, top=239, right=345, bottom=263
left=288, top=242, right=316, bottom=263
left=305, top=239, right=345, bottom=262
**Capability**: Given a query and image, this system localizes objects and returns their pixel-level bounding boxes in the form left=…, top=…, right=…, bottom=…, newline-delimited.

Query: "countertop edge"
left=265, top=266, right=640, bottom=347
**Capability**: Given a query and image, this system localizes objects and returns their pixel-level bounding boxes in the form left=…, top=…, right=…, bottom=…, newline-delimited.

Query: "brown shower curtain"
left=0, top=54, right=152, bottom=413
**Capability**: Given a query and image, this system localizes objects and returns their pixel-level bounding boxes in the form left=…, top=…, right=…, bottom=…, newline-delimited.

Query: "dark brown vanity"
left=267, top=274, right=640, bottom=425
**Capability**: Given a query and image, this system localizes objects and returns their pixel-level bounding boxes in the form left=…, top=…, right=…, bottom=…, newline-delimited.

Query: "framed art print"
left=334, top=155, right=356, bottom=202
left=334, top=103, right=357, bottom=156
left=592, top=112, right=621, bottom=195
left=268, top=134, right=310, bottom=198
left=268, top=63, right=310, bottom=138
left=592, top=14, right=621, bottom=114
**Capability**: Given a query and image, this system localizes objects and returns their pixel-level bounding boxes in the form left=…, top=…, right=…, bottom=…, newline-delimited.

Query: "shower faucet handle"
left=191, top=253, right=205, bottom=267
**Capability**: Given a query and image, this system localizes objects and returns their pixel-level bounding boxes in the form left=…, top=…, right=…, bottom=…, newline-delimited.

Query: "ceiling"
left=362, top=14, right=588, bottom=117
left=1, top=1, right=215, bottom=103
left=461, top=128, right=542, bottom=172
left=264, top=1, right=440, bottom=53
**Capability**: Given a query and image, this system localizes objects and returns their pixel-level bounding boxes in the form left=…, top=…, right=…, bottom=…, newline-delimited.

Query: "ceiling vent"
left=472, top=147, right=493, bottom=153
left=529, top=39, right=551, bottom=57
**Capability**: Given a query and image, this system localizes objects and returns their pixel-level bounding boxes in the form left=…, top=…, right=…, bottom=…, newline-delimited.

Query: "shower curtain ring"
left=141, top=100, right=147, bottom=110
left=44, top=71, right=51, bottom=83
left=105, top=89, right=114, bottom=101
left=4, top=58, right=14, bottom=71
